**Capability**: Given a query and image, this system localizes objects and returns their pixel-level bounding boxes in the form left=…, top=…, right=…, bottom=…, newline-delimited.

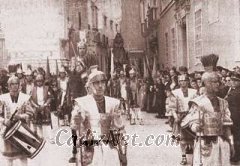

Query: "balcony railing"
left=142, top=7, right=159, bottom=36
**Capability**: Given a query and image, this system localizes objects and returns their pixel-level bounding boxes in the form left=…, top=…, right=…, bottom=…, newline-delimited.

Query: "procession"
left=1, top=0, right=240, bottom=166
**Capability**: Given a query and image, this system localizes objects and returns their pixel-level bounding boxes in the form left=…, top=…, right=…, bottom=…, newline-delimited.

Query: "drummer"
left=0, top=75, right=34, bottom=166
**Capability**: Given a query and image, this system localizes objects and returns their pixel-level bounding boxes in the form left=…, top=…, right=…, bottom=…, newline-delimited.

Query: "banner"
left=110, top=48, right=114, bottom=77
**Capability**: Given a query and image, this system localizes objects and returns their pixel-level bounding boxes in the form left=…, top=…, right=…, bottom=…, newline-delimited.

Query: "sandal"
left=180, top=157, right=187, bottom=165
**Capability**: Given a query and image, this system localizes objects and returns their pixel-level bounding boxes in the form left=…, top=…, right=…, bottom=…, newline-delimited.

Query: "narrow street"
left=0, top=112, right=185, bottom=166
left=1, top=112, right=239, bottom=166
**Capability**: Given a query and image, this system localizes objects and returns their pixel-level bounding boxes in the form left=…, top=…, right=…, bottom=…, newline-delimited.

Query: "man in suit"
left=226, top=72, right=240, bottom=163
left=71, top=67, right=127, bottom=166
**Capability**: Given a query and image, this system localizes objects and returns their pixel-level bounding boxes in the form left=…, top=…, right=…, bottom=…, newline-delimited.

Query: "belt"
left=197, top=136, right=218, bottom=144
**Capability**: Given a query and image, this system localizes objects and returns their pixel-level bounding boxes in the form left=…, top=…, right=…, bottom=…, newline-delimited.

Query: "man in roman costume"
left=126, top=69, right=143, bottom=125
left=30, top=74, right=53, bottom=138
left=0, top=76, right=34, bottom=166
left=119, top=71, right=128, bottom=114
left=107, top=72, right=121, bottom=98
left=71, top=66, right=127, bottom=166
left=57, top=67, right=71, bottom=126
left=172, top=74, right=198, bottom=165
left=181, top=54, right=234, bottom=166
left=16, top=68, right=26, bottom=93
left=25, top=69, right=34, bottom=95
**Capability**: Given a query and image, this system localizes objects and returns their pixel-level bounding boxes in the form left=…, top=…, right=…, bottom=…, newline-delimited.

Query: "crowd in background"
left=0, top=62, right=240, bottom=165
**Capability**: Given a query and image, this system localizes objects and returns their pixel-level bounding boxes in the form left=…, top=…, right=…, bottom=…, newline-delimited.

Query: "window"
left=208, top=0, right=218, bottom=23
left=195, top=9, right=202, bottom=58
left=102, top=34, right=106, bottom=45
left=110, top=20, right=113, bottom=30
left=106, top=37, right=109, bottom=46
left=165, top=32, right=169, bottom=64
left=153, top=0, right=157, bottom=6
left=104, top=16, right=107, bottom=26
left=78, top=12, right=81, bottom=30
left=171, top=28, right=176, bottom=65
left=92, top=4, right=98, bottom=29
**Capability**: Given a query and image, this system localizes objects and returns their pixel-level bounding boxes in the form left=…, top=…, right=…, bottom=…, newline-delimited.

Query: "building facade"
left=64, top=0, right=121, bottom=73
left=140, top=0, right=161, bottom=72
left=158, top=0, right=240, bottom=72
left=121, top=0, right=145, bottom=74
left=0, top=0, right=121, bottom=73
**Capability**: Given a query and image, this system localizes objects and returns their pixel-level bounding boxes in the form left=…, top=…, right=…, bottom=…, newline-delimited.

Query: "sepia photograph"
left=0, top=0, right=240, bottom=165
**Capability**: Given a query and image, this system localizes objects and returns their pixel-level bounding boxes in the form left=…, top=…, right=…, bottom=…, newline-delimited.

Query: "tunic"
left=0, top=92, right=33, bottom=158
left=181, top=95, right=233, bottom=166
left=71, top=95, right=125, bottom=166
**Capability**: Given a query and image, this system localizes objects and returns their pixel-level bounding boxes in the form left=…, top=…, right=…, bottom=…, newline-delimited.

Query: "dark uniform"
left=226, top=86, right=240, bottom=162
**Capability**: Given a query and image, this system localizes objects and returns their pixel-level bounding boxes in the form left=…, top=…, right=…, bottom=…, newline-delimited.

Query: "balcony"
left=142, top=7, right=159, bottom=37
left=175, top=0, right=190, bottom=12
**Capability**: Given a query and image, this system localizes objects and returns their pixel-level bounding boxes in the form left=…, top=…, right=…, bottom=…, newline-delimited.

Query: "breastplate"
left=203, top=112, right=223, bottom=136
left=99, top=114, right=112, bottom=136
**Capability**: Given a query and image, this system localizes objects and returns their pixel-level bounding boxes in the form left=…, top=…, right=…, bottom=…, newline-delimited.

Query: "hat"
left=233, top=66, right=240, bottom=70
left=120, top=71, right=124, bottom=75
left=179, top=66, right=188, bottom=72
left=59, top=67, right=66, bottom=73
left=200, top=54, right=219, bottom=72
left=231, top=72, right=240, bottom=81
left=7, top=75, right=19, bottom=85
left=16, top=68, right=23, bottom=74
left=25, top=69, right=32, bottom=76
left=129, top=69, right=135, bottom=74
left=87, top=65, right=106, bottom=84
left=178, top=74, right=189, bottom=81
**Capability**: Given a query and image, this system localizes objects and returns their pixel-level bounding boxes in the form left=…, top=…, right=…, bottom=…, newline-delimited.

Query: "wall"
left=158, top=1, right=176, bottom=69
left=121, top=0, right=145, bottom=51
left=187, top=0, right=240, bottom=71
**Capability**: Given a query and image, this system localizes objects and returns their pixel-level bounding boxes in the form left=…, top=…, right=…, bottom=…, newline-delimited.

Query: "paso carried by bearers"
left=0, top=75, right=45, bottom=166
left=71, top=66, right=127, bottom=166
left=181, top=54, right=234, bottom=166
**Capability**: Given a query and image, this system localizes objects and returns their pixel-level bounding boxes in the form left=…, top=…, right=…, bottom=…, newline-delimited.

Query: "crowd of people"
left=105, top=56, right=240, bottom=165
left=0, top=54, right=239, bottom=166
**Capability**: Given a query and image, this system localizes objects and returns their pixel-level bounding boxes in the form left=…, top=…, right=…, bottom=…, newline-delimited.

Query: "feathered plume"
left=200, top=54, right=219, bottom=72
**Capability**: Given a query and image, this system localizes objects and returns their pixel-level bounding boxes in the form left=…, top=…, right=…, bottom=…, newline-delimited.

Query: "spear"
left=198, top=109, right=203, bottom=166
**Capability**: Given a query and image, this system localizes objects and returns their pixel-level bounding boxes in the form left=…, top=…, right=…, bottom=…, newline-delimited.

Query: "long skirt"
left=192, top=137, right=231, bottom=166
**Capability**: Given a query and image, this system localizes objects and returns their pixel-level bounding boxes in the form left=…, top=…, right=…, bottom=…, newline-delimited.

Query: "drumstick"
left=8, top=102, right=26, bottom=123
left=9, top=107, right=20, bottom=122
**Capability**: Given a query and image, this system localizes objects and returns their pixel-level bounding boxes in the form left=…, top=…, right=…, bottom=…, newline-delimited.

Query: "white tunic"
left=72, top=95, right=122, bottom=166
left=26, top=83, right=34, bottom=95
left=37, top=87, right=44, bottom=106
left=172, top=88, right=198, bottom=113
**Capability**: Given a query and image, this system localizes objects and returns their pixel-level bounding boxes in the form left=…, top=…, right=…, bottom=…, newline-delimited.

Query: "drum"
left=4, top=120, right=45, bottom=159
